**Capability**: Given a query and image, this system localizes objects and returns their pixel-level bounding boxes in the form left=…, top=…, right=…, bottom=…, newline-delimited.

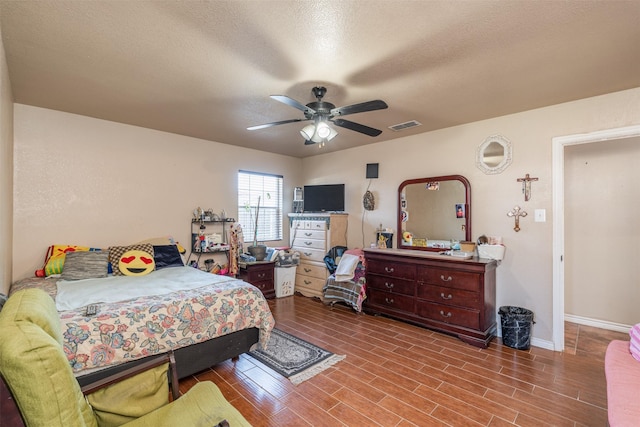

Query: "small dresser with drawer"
left=364, top=248, right=497, bottom=348
left=288, top=213, right=348, bottom=299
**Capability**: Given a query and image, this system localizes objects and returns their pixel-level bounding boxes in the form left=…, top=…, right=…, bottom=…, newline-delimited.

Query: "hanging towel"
left=334, top=253, right=361, bottom=282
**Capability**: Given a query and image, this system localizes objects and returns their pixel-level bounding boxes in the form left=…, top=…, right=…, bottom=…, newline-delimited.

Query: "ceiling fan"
left=247, top=86, right=388, bottom=145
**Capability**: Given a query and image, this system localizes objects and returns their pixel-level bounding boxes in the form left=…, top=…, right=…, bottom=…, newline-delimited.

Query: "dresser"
left=364, top=248, right=498, bottom=348
left=288, top=213, right=348, bottom=299
left=237, top=261, right=275, bottom=299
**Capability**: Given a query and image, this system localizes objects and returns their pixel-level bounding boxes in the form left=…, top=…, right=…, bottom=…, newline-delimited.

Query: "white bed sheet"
left=56, top=266, right=239, bottom=311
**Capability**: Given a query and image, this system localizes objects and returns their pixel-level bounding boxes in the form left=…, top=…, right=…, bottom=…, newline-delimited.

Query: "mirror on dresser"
left=397, top=175, right=471, bottom=250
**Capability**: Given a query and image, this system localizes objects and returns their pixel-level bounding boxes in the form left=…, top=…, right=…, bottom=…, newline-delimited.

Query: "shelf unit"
left=187, top=218, right=234, bottom=270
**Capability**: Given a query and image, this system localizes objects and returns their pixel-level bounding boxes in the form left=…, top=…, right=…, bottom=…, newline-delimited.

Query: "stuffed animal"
left=402, top=231, right=413, bottom=246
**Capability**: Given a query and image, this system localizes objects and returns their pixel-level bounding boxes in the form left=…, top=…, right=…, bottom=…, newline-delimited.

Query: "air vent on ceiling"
left=388, top=120, right=422, bottom=132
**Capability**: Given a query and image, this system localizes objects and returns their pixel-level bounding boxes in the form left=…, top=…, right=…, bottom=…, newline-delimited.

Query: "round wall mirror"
left=476, top=134, right=512, bottom=174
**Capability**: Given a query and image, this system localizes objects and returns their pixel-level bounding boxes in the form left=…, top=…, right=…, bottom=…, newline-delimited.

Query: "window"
left=237, top=170, right=283, bottom=243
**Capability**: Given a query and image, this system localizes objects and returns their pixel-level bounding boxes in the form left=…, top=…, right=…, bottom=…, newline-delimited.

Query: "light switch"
left=534, top=209, right=546, bottom=222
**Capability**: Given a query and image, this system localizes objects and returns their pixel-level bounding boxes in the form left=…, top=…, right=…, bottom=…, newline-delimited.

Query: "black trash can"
left=499, top=306, right=535, bottom=350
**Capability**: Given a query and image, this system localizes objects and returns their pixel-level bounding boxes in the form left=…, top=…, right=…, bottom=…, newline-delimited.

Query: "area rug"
left=248, top=328, right=345, bottom=385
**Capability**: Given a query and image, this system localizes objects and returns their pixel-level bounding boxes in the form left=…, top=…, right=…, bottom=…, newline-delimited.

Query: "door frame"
left=552, top=124, right=640, bottom=351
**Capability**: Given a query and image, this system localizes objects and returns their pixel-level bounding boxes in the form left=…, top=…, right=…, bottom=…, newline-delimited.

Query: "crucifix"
left=517, top=173, right=538, bottom=201
left=507, top=206, right=528, bottom=232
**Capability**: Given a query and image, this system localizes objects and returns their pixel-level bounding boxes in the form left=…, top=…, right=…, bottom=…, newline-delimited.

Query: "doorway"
left=552, top=125, right=640, bottom=351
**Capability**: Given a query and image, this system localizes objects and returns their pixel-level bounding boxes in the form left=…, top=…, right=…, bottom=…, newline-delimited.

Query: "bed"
left=10, top=265, right=275, bottom=386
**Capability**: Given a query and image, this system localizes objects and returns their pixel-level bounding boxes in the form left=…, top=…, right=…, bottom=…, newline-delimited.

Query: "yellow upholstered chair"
left=0, top=289, right=251, bottom=427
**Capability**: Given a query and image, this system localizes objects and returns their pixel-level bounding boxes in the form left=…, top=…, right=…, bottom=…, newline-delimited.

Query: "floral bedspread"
left=10, top=275, right=275, bottom=374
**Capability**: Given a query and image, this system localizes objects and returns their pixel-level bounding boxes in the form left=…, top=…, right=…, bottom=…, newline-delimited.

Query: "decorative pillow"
left=109, top=244, right=155, bottom=276
left=60, top=251, right=109, bottom=281
left=43, top=245, right=94, bottom=276
left=630, top=323, right=640, bottom=362
left=153, top=245, right=184, bottom=270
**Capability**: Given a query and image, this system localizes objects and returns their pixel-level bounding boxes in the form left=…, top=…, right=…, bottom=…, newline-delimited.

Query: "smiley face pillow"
left=108, top=244, right=155, bottom=276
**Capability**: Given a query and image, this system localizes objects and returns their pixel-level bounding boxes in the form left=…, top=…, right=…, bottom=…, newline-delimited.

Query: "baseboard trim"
left=565, top=314, right=631, bottom=333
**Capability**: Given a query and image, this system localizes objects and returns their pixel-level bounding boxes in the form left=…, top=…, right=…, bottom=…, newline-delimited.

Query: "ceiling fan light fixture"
left=300, top=124, right=315, bottom=140
left=326, top=127, right=338, bottom=141
left=316, top=122, right=331, bottom=139
left=300, top=122, right=337, bottom=144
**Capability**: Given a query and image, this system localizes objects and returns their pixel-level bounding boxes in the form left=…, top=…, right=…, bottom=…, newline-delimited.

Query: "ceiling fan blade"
left=271, top=95, right=316, bottom=115
left=304, top=139, right=316, bottom=145
left=331, top=100, right=388, bottom=117
left=247, top=118, right=306, bottom=131
left=331, top=118, right=383, bottom=137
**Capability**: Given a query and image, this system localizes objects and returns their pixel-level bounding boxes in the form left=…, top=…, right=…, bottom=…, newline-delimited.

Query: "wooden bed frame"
left=76, top=327, right=259, bottom=387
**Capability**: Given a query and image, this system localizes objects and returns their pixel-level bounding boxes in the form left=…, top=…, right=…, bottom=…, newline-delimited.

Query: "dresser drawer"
left=368, top=289, right=415, bottom=312
left=417, top=284, right=480, bottom=309
left=415, top=301, right=480, bottom=329
left=291, top=237, right=325, bottom=250
left=296, top=229, right=326, bottom=240
left=297, top=263, right=327, bottom=279
left=418, top=267, right=481, bottom=292
left=308, top=220, right=327, bottom=231
left=245, top=268, right=273, bottom=282
left=295, top=247, right=325, bottom=263
left=252, top=279, right=275, bottom=295
left=295, top=274, right=326, bottom=291
left=367, top=274, right=415, bottom=296
left=367, top=260, right=416, bottom=281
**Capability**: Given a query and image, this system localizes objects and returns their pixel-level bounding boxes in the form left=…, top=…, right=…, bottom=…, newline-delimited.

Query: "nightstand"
left=238, top=261, right=275, bottom=299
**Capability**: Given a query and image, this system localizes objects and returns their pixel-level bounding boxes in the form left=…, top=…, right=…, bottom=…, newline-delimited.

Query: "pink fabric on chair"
left=629, top=323, right=640, bottom=361
left=605, top=339, right=640, bottom=426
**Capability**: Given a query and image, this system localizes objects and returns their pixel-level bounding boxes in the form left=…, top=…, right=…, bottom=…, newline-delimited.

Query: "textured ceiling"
left=1, top=0, right=639, bottom=158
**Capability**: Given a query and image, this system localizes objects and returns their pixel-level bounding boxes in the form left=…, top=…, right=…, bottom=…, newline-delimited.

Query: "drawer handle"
left=440, top=293, right=453, bottom=300
left=385, top=267, right=395, bottom=273
left=257, top=273, right=266, bottom=279
left=304, top=268, right=312, bottom=273
left=304, top=232, right=312, bottom=236
left=385, top=282, right=394, bottom=289
left=304, top=241, right=313, bottom=246
left=440, top=275, right=453, bottom=282
left=257, top=283, right=265, bottom=289
left=385, top=297, right=394, bottom=304
left=304, top=280, right=312, bottom=285
left=439, top=310, right=452, bottom=318
left=304, top=252, right=313, bottom=256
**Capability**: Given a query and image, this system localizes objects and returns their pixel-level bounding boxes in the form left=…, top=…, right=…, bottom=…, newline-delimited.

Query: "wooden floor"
left=179, top=295, right=629, bottom=426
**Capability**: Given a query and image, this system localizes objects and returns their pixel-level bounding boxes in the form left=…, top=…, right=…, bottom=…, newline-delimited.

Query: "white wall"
left=301, top=87, right=640, bottom=346
left=12, top=105, right=302, bottom=281
left=565, top=137, right=640, bottom=325
left=10, top=86, right=640, bottom=347
left=0, top=21, right=14, bottom=296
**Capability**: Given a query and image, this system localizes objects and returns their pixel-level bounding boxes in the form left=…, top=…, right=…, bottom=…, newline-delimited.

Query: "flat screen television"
left=303, top=184, right=345, bottom=212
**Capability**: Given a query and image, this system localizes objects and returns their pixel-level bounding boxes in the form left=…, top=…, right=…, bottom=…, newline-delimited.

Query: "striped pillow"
left=629, top=323, right=640, bottom=362
left=60, top=251, right=109, bottom=281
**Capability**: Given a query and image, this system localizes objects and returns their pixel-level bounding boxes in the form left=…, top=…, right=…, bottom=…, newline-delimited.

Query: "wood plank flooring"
left=179, top=296, right=629, bottom=426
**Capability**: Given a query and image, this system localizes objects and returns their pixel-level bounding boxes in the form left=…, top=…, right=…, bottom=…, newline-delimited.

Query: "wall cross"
left=517, top=173, right=538, bottom=201
left=507, top=205, right=528, bottom=232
